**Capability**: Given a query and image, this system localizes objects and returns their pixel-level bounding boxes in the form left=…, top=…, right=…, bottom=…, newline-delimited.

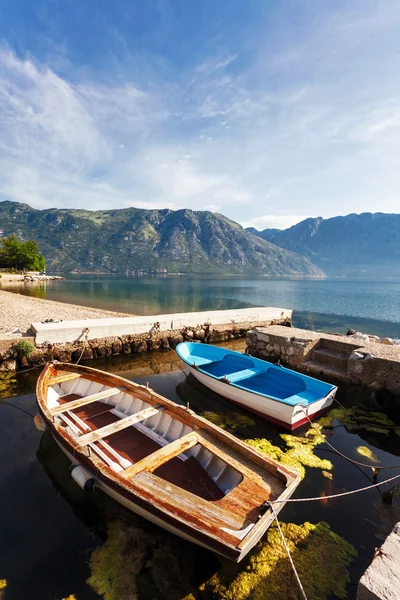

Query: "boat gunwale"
left=36, top=361, right=301, bottom=559
left=176, top=342, right=338, bottom=406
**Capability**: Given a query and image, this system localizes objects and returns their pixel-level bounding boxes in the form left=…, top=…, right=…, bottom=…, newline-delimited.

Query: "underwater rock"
left=200, top=411, right=255, bottom=433
left=319, top=406, right=400, bottom=436
left=245, top=424, right=332, bottom=479
left=203, top=521, right=357, bottom=600
left=356, top=446, right=379, bottom=462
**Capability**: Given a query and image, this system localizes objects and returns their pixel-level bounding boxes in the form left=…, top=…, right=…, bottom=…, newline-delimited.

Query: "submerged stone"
left=319, top=406, right=400, bottom=436
left=200, top=410, right=255, bottom=432
left=245, top=424, right=332, bottom=479
left=88, top=519, right=356, bottom=600
left=356, top=446, right=379, bottom=462
left=203, top=521, right=357, bottom=600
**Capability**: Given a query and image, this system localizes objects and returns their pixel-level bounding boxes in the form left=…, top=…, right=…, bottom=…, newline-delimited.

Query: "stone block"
left=357, top=523, right=400, bottom=600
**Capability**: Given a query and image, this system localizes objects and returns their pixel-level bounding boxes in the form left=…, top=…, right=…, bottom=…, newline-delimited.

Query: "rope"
left=74, top=327, right=90, bottom=364
left=271, top=471, right=400, bottom=504
left=0, top=399, right=35, bottom=418
left=300, top=405, right=400, bottom=470
left=267, top=502, right=308, bottom=600
left=173, top=361, right=189, bottom=378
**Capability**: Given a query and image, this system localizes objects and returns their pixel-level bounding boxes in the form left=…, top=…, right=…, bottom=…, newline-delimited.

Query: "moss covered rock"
left=204, top=522, right=357, bottom=600
left=245, top=424, right=332, bottom=479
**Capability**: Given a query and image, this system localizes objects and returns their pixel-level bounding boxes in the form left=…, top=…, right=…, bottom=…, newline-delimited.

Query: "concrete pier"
left=31, top=307, right=291, bottom=345
left=246, top=325, right=400, bottom=397
left=357, top=523, right=400, bottom=600
left=0, top=307, right=291, bottom=372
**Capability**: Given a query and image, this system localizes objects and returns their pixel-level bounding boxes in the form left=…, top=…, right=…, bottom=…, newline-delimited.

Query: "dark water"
left=2, top=275, right=400, bottom=337
left=1, top=342, right=400, bottom=600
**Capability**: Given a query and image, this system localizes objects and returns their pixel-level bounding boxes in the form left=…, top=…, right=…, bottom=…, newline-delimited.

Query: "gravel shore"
left=0, top=289, right=132, bottom=336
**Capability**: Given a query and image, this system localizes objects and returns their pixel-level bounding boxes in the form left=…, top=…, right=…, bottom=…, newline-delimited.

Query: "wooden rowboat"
left=176, top=342, right=337, bottom=430
left=36, top=361, right=301, bottom=562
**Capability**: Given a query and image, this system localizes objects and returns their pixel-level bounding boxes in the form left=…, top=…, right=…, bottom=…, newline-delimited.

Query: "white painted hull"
left=53, top=436, right=217, bottom=554
left=188, top=367, right=335, bottom=428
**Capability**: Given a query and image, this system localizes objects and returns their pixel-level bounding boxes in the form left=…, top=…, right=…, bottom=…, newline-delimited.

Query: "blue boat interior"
left=176, top=342, right=335, bottom=406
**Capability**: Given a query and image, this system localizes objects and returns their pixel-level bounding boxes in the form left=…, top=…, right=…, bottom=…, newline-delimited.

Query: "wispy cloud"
left=242, top=214, right=311, bottom=231
left=0, top=0, right=400, bottom=224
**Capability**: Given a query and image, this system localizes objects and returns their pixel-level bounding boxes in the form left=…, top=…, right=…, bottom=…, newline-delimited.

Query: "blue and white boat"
left=176, top=343, right=337, bottom=430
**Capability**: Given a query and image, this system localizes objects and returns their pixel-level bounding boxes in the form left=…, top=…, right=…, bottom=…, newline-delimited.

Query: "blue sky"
left=1, top=1, right=399, bottom=230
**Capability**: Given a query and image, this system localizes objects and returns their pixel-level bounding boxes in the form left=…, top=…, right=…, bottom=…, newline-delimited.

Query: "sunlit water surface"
left=2, top=274, right=400, bottom=337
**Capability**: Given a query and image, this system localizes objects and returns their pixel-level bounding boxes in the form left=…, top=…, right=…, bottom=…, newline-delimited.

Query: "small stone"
left=380, top=337, right=394, bottom=345
left=0, top=359, right=17, bottom=372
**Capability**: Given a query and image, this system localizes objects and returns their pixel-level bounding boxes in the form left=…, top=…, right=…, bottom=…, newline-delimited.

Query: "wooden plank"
left=78, top=405, right=165, bottom=446
left=135, top=471, right=243, bottom=533
left=122, top=431, right=199, bottom=479
left=50, top=372, right=81, bottom=385
left=50, top=387, right=124, bottom=415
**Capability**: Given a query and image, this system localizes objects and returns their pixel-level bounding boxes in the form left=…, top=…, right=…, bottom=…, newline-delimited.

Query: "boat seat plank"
left=122, top=431, right=199, bottom=479
left=78, top=405, right=165, bottom=446
left=50, top=372, right=82, bottom=385
left=134, top=471, right=245, bottom=533
left=50, top=387, right=124, bottom=415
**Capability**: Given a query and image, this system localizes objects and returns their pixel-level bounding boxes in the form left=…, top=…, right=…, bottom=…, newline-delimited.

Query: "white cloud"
left=242, top=215, right=311, bottom=231
left=197, top=54, right=237, bottom=74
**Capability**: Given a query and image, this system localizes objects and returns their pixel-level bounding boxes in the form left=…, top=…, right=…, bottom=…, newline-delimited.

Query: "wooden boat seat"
left=77, top=405, right=164, bottom=446
left=50, top=387, right=124, bottom=415
left=134, top=470, right=247, bottom=533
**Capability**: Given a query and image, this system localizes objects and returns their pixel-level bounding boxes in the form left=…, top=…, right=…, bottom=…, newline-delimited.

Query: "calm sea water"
left=1, top=344, right=400, bottom=600
left=2, top=275, right=400, bottom=337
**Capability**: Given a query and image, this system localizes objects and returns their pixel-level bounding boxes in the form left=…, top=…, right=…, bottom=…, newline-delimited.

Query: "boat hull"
left=51, top=432, right=219, bottom=555
left=36, top=361, right=301, bottom=562
left=188, top=367, right=335, bottom=430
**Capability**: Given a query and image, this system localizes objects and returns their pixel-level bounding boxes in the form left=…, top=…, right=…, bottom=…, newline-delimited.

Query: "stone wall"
left=0, top=316, right=290, bottom=372
left=246, top=325, right=400, bottom=398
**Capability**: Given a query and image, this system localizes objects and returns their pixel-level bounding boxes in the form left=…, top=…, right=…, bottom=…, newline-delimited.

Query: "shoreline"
left=0, top=289, right=133, bottom=337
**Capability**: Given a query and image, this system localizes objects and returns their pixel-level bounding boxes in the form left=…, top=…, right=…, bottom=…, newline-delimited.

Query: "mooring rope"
left=267, top=502, right=309, bottom=600
left=271, top=471, right=400, bottom=504
left=299, top=406, right=400, bottom=470
left=74, top=327, right=90, bottom=364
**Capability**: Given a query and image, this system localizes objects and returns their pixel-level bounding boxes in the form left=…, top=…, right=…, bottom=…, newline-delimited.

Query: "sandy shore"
left=0, top=289, right=132, bottom=336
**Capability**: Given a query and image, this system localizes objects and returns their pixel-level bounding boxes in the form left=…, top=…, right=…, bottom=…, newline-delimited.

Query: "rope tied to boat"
left=266, top=501, right=309, bottom=600
left=298, top=404, right=400, bottom=471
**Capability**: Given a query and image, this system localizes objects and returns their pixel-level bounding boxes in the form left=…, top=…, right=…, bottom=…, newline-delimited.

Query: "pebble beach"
left=0, top=288, right=132, bottom=336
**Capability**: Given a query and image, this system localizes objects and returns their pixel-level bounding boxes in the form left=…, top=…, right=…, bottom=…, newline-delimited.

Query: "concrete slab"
left=31, top=307, right=292, bottom=345
left=357, top=523, right=400, bottom=600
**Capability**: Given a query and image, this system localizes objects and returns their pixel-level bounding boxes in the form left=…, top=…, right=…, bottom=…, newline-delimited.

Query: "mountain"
left=247, top=213, right=400, bottom=276
left=0, top=201, right=324, bottom=276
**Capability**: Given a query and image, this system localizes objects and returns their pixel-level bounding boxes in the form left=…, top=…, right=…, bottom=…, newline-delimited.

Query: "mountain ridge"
left=247, top=212, right=400, bottom=276
left=0, top=201, right=324, bottom=276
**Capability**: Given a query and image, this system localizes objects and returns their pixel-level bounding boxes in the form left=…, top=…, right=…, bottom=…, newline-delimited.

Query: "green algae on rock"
left=356, top=446, right=379, bottom=462
left=87, top=521, right=145, bottom=600
left=88, top=517, right=356, bottom=600
left=0, top=373, right=18, bottom=399
left=203, top=522, right=357, bottom=600
left=319, top=406, right=400, bottom=436
left=200, top=411, right=255, bottom=433
left=245, top=424, right=332, bottom=479
left=87, top=519, right=199, bottom=600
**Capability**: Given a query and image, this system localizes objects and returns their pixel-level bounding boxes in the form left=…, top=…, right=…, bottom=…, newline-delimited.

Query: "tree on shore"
left=0, top=234, right=46, bottom=271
